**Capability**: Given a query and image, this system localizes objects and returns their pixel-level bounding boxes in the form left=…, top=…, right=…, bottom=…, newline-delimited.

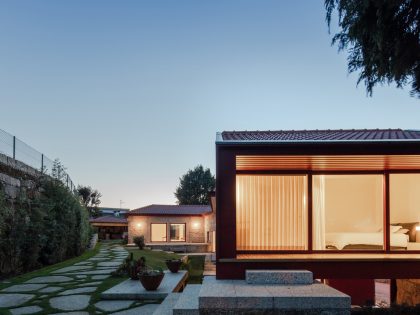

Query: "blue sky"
left=0, top=1, right=419, bottom=208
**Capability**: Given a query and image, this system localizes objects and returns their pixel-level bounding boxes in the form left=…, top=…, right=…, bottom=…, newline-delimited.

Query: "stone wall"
left=127, top=215, right=205, bottom=244
left=397, top=279, right=420, bottom=305
left=0, top=153, right=39, bottom=199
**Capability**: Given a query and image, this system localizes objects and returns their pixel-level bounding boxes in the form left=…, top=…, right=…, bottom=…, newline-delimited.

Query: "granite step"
left=246, top=269, right=313, bottom=285
left=173, top=284, right=201, bottom=315
left=152, top=292, right=181, bottom=315
left=198, top=276, right=351, bottom=315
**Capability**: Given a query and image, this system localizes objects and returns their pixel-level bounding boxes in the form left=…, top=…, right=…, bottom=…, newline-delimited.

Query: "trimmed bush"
left=133, top=235, right=145, bottom=250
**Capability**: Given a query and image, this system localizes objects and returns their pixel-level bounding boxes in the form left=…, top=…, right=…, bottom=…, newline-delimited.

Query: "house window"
left=151, top=223, right=167, bottom=242
left=390, top=174, right=420, bottom=251
left=170, top=223, right=186, bottom=242
left=312, top=175, right=384, bottom=250
left=236, top=175, right=308, bottom=251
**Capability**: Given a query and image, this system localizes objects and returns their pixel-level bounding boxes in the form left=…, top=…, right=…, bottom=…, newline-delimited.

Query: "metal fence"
left=0, top=128, right=76, bottom=192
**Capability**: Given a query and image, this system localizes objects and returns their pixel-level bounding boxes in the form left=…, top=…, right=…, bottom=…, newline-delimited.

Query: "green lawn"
left=125, top=248, right=205, bottom=283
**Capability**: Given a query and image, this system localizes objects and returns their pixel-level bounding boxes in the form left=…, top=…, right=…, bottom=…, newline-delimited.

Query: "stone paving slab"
left=59, top=287, right=97, bottom=295
left=102, top=271, right=188, bottom=300
left=92, top=275, right=110, bottom=280
left=52, top=266, right=92, bottom=274
left=9, top=305, right=43, bottom=315
left=66, top=269, right=113, bottom=275
left=110, top=304, right=159, bottom=315
left=49, top=294, right=90, bottom=311
left=95, top=300, right=134, bottom=312
left=0, top=293, right=35, bottom=308
left=25, top=276, right=73, bottom=284
left=2, top=284, right=47, bottom=293
left=76, top=281, right=102, bottom=287
left=50, top=312, right=89, bottom=315
left=97, top=261, right=123, bottom=267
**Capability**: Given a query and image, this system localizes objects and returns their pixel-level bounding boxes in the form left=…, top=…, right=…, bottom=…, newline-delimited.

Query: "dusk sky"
left=1, top=1, right=419, bottom=208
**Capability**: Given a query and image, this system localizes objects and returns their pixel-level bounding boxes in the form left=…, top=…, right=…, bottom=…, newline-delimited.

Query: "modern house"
left=127, top=204, right=216, bottom=253
left=215, top=129, right=420, bottom=304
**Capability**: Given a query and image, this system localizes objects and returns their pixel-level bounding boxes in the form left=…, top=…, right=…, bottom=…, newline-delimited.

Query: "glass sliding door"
left=236, top=175, right=308, bottom=251
left=312, top=175, right=384, bottom=250
left=390, top=174, right=420, bottom=251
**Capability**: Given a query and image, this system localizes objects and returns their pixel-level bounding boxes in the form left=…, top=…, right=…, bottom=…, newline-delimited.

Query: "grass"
left=186, top=255, right=205, bottom=284
left=125, top=247, right=206, bottom=283
left=127, top=248, right=182, bottom=270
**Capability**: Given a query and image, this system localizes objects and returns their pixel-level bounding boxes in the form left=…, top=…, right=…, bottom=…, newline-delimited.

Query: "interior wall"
left=390, top=174, right=420, bottom=223
left=324, top=175, right=383, bottom=233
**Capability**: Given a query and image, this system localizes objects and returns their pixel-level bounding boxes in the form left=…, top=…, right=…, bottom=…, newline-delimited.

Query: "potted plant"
left=138, top=267, right=165, bottom=291
left=165, top=258, right=182, bottom=273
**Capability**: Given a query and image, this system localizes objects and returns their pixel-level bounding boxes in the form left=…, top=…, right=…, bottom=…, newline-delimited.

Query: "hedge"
left=0, top=177, right=91, bottom=278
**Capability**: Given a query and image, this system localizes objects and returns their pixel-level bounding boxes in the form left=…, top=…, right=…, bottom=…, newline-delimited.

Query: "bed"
left=325, top=232, right=409, bottom=250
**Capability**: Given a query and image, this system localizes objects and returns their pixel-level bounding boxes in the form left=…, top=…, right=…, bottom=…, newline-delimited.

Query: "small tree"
left=174, top=165, right=215, bottom=205
left=77, top=185, right=102, bottom=218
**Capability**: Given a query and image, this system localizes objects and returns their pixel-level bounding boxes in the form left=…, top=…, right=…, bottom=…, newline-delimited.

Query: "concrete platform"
left=173, top=284, right=201, bottom=315
left=101, top=271, right=188, bottom=300
left=152, top=293, right=181, bottom=315
left=198, top=275, right=351, bottom=315
left=246, top=270, right=313, bottom=285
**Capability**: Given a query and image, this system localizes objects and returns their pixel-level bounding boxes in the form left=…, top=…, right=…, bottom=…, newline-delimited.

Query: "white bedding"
left=326, top=232, right=409, bottom=250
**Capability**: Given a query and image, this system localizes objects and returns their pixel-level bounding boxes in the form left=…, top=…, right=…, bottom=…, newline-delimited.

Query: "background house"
left=89, top=207, right=130, bottom=240
left=127, top=204, right=215, bottom=253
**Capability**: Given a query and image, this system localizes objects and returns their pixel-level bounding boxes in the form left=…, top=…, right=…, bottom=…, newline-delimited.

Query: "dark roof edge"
left=216, top=139, right=420, bottom=145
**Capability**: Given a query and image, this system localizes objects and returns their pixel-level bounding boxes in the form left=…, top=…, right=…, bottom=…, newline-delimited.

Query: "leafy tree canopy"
left=326, top=0, right=420, bottom=97
left=77, top=185, right=102, bottom=217
left=174, top=165, right=215, bottom=205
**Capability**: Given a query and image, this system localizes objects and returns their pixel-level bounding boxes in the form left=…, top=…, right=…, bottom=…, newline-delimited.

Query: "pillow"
left=395, top=222, right=419, bottom=242
left=391, top=225, right=403, bottom=233
left=395, top=228, right=410, bottom=234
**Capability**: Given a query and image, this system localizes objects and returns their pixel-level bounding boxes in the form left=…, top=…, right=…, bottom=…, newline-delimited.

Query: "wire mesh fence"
left=0, top=128, right=77, bottom=192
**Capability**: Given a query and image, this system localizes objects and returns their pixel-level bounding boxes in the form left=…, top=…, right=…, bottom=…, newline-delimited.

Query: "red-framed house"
left=215, top=129, right=420, bottom=304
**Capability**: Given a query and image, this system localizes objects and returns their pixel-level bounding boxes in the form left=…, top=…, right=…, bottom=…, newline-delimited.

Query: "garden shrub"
left=133, top=235, right=145, bottom=250
left=0, top=176, right=91, bottom=278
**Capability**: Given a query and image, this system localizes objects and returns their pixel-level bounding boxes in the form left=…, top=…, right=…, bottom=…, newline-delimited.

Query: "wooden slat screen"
left=236, top=155, right=420, bottom=171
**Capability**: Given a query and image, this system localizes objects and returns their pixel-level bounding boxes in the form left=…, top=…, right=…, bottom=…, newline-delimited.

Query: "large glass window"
left=151, top=223, right=167, bottom=242
left=236, top=175, right=308, bottom=251
left=170, top=223, right=186, bottom=242
left=312, top=175, right=384, bottom=250
left=390, top=174, right=420, bottom=251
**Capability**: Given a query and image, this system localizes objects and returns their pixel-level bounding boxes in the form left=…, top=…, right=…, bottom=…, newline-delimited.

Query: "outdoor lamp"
left=193, top=222, right=200, bottom=229
left=137, top=223, right=142, bottom=228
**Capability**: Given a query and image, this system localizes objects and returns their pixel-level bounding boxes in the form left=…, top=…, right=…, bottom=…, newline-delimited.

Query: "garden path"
left=0, top=243, right=159, bottom=315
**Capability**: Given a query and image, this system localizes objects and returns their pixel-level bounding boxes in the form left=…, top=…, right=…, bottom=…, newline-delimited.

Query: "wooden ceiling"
left=236, top=155, right=420, bottom=171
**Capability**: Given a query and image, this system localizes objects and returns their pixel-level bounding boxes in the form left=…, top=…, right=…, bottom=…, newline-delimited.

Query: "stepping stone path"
left=0, top=243, right=159, bottom=314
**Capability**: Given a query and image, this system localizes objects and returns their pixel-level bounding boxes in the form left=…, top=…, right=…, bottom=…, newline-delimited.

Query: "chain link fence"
left=0, top=128, right=76, bottom=192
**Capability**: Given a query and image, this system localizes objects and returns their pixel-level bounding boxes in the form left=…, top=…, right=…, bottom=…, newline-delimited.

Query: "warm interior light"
left=416, top=226, right=420, bottom=231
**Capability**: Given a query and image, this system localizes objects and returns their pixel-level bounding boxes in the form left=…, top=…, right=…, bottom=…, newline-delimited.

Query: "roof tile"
left=221, top=129, right=420, bottom=141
